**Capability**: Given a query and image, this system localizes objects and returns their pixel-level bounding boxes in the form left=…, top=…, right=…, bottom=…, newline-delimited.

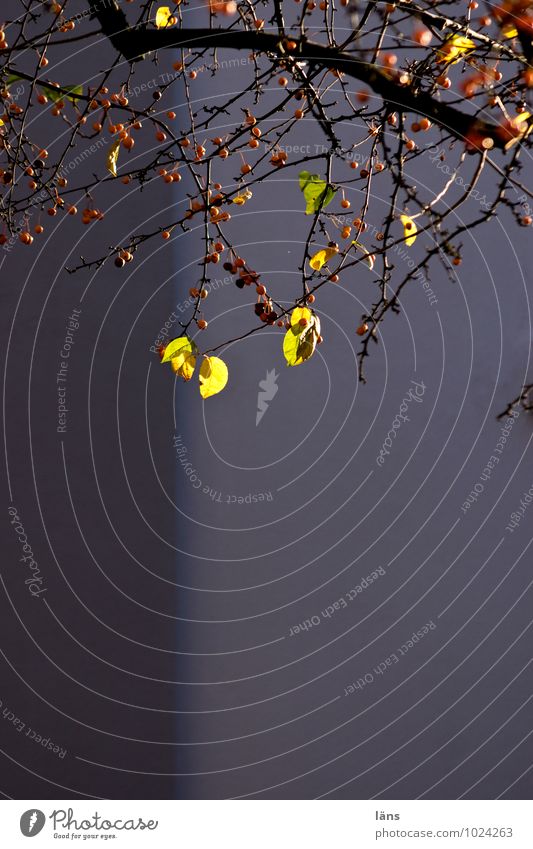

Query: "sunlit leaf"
left=501, top=22, right=518, bottom=38
left=352, top=241, right=375, bottom=270
left=298, top=171, right=337, bottom=215
left=172, top=352, right=196, bottom=381
left=309, top=246, right=337, bottom=271
left=283, top=311, right=320, bottom=366
left=106, top=138, right=121, bottom=177
left=232, top=190, right=252, bottom=205
left=199, top=356, right=229, bottom=398
left=283, top=326, right=304, bottom=366
left=437, top=34, right=475, bottom=64
left=161, top=336, right=195, bottom=363
left=155, top=6, right=177, bottom=28
left=400, top=214, right=417, bottom=247
left=512, top=111, right=531, bottom=127
left=290, top=306, right=312, bottom=327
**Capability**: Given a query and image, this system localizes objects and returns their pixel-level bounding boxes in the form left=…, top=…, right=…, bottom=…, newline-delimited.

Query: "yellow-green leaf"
left=309, top=246, right=337, bottom=271
left=5, top=74, right=24, bottom=88
left=161, top=336, right=195, bottom=363
left=299, top=171, right=337, bottom=215
left=199, top=356, right=228, bottom=398
left=106, top=139, right=121, bottom=177
left=283, top=326, right=303, bottom=366
left=437, top=34, right=475, bottom=64
left=512, top=110, right=531, bottom=127
left=232, top=189, right=252, bottom=205
left=400, top=214, right=417, bottom=247
left=43, top=83, right=83, bottom=103
left=501, top=22, right=518, bottom=38
left=64, top=84, right=83, bottom=103
left=283, top=311, right=320, bottom=366
left=172, top=352, right=196, bottom=381
left=155, top=6, right=176, bottom=28
left=290, top=306, right=312, bottom=327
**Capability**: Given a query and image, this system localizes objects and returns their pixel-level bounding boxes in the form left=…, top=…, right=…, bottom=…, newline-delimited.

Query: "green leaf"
left=36, top=82, right=83, bottom=103
left=161, top=336, right=195, bottom=363
left=199, top=356, right=229, bottom=398
left=298, top=171, right=336, bottom=215
left=5, top=73, right=24, bottom=88
left=64, top=84, right=83, bottom=103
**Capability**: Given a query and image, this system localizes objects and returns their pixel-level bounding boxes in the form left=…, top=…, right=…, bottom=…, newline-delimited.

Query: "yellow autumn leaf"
left=400, top=214, right=417, bottom=247
left=106, top=139, right=121, bottom=177
left=437, top=34, right=475, bottom=64
left=172, top=352, right=196, bottom=381
left=283, top=313, right=320, bottom=366
left=512, top=111, right=531, bottom=127
left=501, top=22, right=518, bottom=38
left=283, top=326, right=305, bottom=366
left=290, top=306, right=312, bottom=327
left=155, top=6, right=177, bottom=28
left=232, top=189, right=252, bottom=205
left=161, top=336, right=194, bottom=363
left=199, top=356, right=228, bottom=398
left=309, top=246, right=337, bottom=271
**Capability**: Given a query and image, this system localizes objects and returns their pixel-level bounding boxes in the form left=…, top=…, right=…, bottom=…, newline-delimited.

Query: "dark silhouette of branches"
left=1, top=0, right=532, bottom=392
